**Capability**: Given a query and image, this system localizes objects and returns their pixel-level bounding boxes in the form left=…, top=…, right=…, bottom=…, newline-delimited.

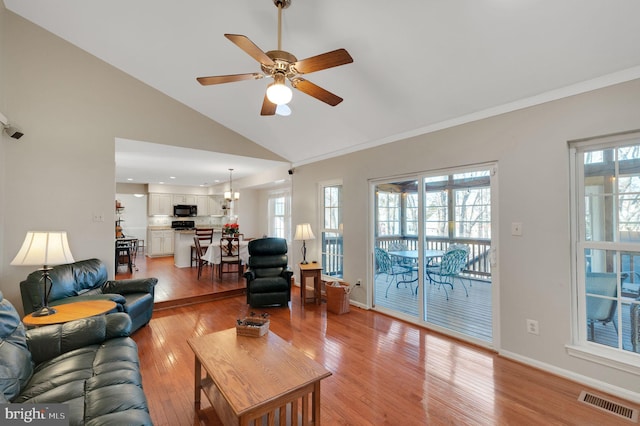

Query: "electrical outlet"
left=93, top=213, right=104, bottom=222
left=526, top=319, right=539, bottom=335
left=355, top=279, right=361, bottom=286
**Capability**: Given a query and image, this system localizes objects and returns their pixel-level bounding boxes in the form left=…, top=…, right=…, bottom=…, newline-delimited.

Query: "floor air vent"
left=578, top=391, right=638, bottom=422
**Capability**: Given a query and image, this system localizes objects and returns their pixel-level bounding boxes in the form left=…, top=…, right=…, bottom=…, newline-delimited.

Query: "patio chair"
left=425, top=248, right=469, bottom=300
left=631, top=302, right=640, bottom=353
left=375, top=247, right=416, bottom=298
left=585, top=272, right=619, bottom=341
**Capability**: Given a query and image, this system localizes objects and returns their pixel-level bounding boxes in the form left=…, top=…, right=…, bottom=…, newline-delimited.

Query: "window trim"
left=568, top=130, right=640, bottom=370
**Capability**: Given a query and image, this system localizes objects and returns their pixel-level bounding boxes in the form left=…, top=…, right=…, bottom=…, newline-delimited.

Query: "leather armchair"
left=244, top=238, right=293, bottom=307
left=20, top=258, right=157, bottom=333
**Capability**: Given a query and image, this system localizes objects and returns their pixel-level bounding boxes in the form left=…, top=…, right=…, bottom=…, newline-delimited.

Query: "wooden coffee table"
left=188, top=328, right=332, bottom=425
left=23, top=300, right=117, bottom=327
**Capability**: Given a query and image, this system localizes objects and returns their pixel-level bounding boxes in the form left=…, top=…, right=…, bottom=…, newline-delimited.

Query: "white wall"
left=291, top=78, right=640, bottom=397
left=116, top=194, right=147, bottom=242
left=0, top=10, right=285, bottom=313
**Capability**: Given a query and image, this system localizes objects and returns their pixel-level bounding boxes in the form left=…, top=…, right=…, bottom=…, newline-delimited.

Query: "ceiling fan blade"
left=260, top=93, right=276, bottom=116
left=292, top=78, right=343, bottom=106
left=294, top=48, right=353, bottom=74
left=224, top=34, right=275, bottom=66
left=197, top=73, right=263, bottom=86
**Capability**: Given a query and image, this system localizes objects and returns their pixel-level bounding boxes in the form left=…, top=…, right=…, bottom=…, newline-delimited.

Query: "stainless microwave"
left=174, top=204, right=197, bottom=217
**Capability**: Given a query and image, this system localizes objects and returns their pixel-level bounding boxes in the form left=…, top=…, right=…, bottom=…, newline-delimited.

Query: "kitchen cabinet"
left=208, top=195, right=225, bottom=216
left=147, top=229, right=174, bottom=256
left=148, top=194, right=172, bottom=216
left=196, top=195, right=209, bottom=216
left=172, top=194, right=196, bottom=205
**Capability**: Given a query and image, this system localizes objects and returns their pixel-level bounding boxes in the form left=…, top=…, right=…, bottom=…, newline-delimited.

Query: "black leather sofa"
left=0, top=290, right=152, bottom=424
left=20, top=258, right=157, bottom=333
left=244, top=237, right=293, bottom=307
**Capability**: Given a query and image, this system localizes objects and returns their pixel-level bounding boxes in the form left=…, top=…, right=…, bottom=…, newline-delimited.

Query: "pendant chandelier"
left=224, top=168, right=240, bottom=202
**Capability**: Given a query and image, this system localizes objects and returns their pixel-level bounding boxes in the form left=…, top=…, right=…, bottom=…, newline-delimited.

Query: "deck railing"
left=376, top=236, right=492, bottom=280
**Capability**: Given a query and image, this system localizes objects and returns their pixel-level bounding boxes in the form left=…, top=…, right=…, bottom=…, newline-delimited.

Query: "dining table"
left=387, top=249, right=444, bottom=291
left=202, top=240, right=250, bottom=265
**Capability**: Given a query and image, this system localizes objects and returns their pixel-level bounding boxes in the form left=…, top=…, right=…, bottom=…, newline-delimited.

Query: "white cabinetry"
left=147, top=229, right=174, bottom=256
left=196, top=195, right=209, bottom=216
left=148, top=194, right=172, bottom=216
left=208, top=195, right=225, bottom=216
left=172, top=194, right=196, bottom=205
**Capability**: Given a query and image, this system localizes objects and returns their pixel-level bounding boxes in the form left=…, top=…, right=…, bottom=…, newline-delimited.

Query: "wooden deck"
left=374, top=270, right=493, bottom=343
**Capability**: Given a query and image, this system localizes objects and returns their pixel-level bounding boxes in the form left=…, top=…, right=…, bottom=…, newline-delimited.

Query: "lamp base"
left=301, top=260, right=309, bottom=264
left=31, top=306, right=57, bottom=317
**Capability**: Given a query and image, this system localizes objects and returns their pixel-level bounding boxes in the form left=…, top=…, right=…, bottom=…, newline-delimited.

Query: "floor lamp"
left=11, top=231, right=75, bottom=317
left=294, top=223, right=315, bottom=264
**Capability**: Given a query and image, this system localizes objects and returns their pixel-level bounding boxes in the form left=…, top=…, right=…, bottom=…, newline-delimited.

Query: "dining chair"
left=219, top=236, right=242, bottom=279
left=191, top=228, right=214, bottom=267
left=375, top=247, right=416, bottom=298
left=193, top=237, right=211, bottom=280
left=424, top=248, right=469, bottom=300
left=115, top=239, right=134, bottom=273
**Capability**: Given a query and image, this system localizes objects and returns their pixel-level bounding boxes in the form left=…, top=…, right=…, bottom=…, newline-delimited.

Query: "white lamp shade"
left=10, top=231, right=75, bottom=266
left=294, top=223, right=316, bottom=241
left=224, top=191, right=239, bottom=201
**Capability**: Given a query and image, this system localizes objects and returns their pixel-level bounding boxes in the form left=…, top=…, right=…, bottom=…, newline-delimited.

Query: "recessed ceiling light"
left=274, top=179, right=285, bottom=184
left=127, top=178, right=133, bottom=181
left=133, top=194, right=144, bottom=198
left=169, top=176, right=176, bottom=179
left=159, top=182, right=165, bottom=184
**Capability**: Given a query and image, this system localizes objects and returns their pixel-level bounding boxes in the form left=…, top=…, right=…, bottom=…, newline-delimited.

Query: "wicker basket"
left=236, top=317, right=270, bottom=337
left=326, top=282, right=350, bottom=314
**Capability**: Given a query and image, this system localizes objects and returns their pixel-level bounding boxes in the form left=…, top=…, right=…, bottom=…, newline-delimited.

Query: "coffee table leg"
left=194, top=356, right=201, bottom=406
left=312, top=381, right=321, bottom=425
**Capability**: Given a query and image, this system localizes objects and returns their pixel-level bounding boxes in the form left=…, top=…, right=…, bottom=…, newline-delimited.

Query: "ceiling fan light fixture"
left=266, top=73, right=292, bottom=105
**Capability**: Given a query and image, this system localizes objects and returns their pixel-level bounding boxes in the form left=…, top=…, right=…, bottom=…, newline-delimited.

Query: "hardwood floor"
left=125, top=256, right=637, bottom=425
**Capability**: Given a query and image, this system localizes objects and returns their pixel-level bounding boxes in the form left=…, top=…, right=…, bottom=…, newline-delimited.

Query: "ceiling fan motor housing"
left=262, top=50, right=299, bottom=79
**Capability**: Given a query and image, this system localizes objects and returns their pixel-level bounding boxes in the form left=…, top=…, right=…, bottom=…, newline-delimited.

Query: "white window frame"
left=319, top=179, right=343, bottom=278
left=567, top=130, right=640, bottom=374
left=268, top=189, right=291, bottom=241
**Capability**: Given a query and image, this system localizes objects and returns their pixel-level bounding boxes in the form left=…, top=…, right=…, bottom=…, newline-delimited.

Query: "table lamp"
left=11, top=231, right=75, bottom=317
left=294, top=223, right=315, bottom=264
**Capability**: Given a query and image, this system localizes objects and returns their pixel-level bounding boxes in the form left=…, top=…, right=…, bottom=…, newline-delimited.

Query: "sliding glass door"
left=372, top=165, right=495, bottom=345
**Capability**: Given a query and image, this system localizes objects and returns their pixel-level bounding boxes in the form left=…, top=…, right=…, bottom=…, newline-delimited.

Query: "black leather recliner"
left=20, top=258, right=157, bottom=333
left=244, top=238, right=293, bottom=307
left=0, top=291, right=152, bottom=424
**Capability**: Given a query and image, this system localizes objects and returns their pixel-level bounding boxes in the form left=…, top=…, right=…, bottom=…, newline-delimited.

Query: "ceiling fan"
left=196, top=0, right=353, bottom=116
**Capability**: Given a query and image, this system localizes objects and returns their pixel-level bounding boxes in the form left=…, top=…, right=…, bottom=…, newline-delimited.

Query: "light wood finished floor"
left=122, top=256, right=638, bottom=425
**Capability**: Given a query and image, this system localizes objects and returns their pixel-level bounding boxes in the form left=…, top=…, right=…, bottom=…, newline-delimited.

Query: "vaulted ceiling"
left=6, top=1, right=640, bottom=169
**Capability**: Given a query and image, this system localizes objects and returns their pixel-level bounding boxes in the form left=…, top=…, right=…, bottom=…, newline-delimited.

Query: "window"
left=268, top=190, right=291, bottom=240
left=377, top=190, right=401, bottom=236
left=571, top=133, right=640, bottom=361
left=405, top=192, right=419, bottom=235
left=321, top=182, right=343, bottom=278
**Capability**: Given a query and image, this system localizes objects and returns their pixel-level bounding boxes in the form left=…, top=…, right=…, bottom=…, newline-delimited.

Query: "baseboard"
left=499, top=349, right=640, bottom=405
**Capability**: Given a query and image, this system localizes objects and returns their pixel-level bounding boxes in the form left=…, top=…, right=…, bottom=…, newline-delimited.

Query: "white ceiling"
left=6, top=0, right=640, bottom=184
